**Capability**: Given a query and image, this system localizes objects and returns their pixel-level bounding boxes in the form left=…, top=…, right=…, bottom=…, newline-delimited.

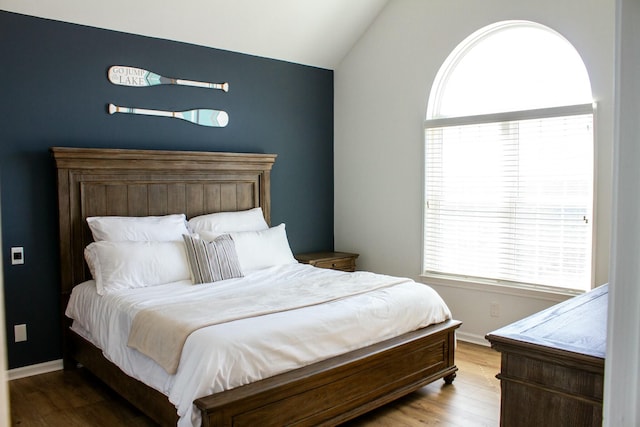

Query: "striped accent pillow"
left=182, top=234, right=243, bottom=284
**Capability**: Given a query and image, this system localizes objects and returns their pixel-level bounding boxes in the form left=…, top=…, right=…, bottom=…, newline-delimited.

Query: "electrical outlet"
left=490, top=302, right=500, bottom=318
left=14, top=324, right=27, bottom=342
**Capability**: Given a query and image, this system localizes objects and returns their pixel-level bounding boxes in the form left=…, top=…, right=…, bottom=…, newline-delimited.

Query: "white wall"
left=604, top=0, right=640, bottom=424
left=335, top=0, right=615, bottom=343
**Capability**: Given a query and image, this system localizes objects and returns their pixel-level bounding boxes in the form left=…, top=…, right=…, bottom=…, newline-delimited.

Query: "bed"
left=52, top=146, right=461, bottom=427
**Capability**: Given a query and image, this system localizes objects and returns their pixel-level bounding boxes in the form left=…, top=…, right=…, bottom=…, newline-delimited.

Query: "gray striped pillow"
left=182, top=234, right=243, bottom=284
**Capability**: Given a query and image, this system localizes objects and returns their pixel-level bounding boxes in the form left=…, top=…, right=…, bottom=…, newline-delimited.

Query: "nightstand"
left=295, top=251, right=359, bottom=272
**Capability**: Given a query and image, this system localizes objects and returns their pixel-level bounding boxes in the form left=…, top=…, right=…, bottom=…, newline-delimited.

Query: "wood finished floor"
left=9, top=341, right=500, bottom=426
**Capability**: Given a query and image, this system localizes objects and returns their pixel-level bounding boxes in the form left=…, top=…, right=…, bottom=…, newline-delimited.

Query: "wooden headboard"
left=51, top=147, right=277, bottom=300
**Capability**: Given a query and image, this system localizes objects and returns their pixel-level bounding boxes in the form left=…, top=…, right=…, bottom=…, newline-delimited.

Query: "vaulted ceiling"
left=1, top=0, right=388, bottom=69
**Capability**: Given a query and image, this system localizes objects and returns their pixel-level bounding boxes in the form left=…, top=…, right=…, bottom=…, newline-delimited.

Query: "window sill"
left=418, top=273, right=586, bottom=303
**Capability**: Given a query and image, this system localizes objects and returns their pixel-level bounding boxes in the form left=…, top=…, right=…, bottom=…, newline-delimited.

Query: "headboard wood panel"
left=52, top=147, right=276, bottom=300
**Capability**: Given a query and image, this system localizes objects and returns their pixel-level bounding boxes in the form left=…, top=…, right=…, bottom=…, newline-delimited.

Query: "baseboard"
left=456, top=331, right=491, bottom=347
left=8, top=359, right=63, bottom=381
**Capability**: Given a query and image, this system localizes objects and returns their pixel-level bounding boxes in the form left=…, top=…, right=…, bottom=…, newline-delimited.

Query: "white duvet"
left=66, top=263, right=451, bottom=427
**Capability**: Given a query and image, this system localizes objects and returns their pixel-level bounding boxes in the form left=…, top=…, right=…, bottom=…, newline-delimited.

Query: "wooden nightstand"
left=295, top=251, right=359, bottom=272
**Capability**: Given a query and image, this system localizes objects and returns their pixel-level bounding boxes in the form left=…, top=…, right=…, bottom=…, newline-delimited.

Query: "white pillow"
left=188, top=208, right=268, bottom=236
left=84, top=241, right=191, bottom=295
left=86, top=214, right=189, bottom=242
left=230, top=223, right=297, bottom=273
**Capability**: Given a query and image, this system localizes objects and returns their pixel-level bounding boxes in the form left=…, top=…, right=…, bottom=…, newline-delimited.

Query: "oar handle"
left=175, top=79, right=229, bottom=92
left=109, top=103, right=172, bottom=118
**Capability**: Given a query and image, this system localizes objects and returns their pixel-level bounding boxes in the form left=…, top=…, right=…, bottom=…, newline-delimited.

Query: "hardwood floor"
left=9, top=341, right=500, bottom=426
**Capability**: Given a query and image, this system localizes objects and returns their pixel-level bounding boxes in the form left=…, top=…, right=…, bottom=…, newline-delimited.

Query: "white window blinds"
left=424, top=103, right=594, bottom=291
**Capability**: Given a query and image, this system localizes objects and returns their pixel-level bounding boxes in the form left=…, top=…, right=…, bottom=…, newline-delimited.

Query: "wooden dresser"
left=486, top=284, right=607, bottom=427
left=294, top=251, right=359, bottom=272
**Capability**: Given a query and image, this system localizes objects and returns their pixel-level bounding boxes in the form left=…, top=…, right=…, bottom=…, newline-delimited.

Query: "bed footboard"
left=195, top=319, right=460, bottom=426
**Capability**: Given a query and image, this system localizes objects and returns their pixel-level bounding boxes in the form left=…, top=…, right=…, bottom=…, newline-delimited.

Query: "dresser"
left=486, top=284, right=607, bottom=427
left=294, top=251, right=359, bottom=272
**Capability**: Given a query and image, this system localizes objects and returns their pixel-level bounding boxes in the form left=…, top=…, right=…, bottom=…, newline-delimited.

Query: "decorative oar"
left=108, top=103, right=229, bottom=128
left=108, top=66, right=229, bottom=92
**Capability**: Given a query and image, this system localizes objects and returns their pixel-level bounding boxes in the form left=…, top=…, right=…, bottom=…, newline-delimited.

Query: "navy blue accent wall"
left=0, top=11, right=334, bottom=369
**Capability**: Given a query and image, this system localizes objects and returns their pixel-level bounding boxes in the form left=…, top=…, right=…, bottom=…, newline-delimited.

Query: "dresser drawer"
left=295, top=252, right=359, bottom=272
left=312, top=257, right=356, bottom=271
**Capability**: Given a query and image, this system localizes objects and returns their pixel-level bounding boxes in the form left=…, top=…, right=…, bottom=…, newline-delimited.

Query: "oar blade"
left=108, top=65, right=160, bottom=87
left=180, top=109, right=229, bottom=127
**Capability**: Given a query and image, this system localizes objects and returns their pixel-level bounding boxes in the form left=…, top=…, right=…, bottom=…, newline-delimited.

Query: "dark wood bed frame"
left=52, top=146, right=461, bottom=427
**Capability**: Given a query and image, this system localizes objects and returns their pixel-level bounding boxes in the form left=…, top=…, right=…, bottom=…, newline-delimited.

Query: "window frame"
left=422, top=21, right=596, bottom=296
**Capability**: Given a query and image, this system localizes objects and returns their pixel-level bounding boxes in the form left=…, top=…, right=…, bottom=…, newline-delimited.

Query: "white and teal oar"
left=108, top=66, right=229, bottom=92
left=108, top=103, right=229, bottom=128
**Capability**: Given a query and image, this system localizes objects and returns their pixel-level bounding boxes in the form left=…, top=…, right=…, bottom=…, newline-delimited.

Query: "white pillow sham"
left=188, top=207, right=268, bottom=236
left=86, top=214, right=189, bottom=242
left=230, top=223, right=297, bottom=273
left=84, top=240, right=191, bottom=295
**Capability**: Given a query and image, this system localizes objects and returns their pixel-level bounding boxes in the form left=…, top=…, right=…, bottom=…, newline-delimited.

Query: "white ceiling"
left=1, top=0, right=388, bottom=69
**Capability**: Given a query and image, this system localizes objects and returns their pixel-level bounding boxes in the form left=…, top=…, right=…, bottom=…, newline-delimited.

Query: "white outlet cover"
left=14, top=324, right=27, bottom=342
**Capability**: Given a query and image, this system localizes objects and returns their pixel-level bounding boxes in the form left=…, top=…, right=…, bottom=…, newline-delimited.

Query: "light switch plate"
left=11, top=247, right=24, bottom=265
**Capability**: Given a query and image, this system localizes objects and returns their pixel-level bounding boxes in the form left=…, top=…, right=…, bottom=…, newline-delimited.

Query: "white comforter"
left=65, top=263, right=451, bottom=427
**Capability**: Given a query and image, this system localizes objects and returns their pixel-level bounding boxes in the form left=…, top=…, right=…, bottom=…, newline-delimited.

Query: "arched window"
left=423, top=21, right=594, bottom=292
